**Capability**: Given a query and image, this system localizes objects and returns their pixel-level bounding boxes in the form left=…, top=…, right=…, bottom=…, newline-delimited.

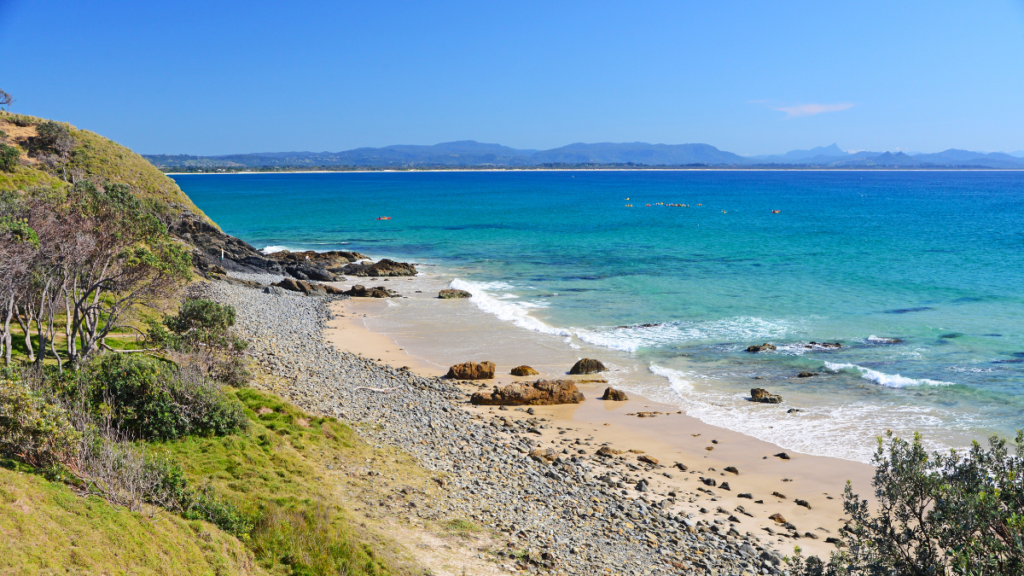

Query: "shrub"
left=157, top=463, right=254, bottom=538
left=0, top=374, right=80, bottom=467
left=86, top=354, right=247, bottom=441
left=155, top=298, right=239, bottom=351
left=0, top=143, right=19, bottom=172
left=792, top=431, right=1024, bottom=576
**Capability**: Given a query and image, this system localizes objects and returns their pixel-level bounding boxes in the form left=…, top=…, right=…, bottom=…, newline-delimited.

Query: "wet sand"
left=326, top=298, right=876, bottom=559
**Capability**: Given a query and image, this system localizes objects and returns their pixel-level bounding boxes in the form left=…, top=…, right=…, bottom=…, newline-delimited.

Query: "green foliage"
left=86, top=354, right=247, bottom=441
left=154, top=298, right=243, bottom=352
left=0, top=374, right=80, bottom=468
left=794, top=431, right=1024, bottom=576
left=157, top=462, right=255, bottom=538
left=0, top=215, right=38, bottom=247
left=0, top=143, right=19, bottom=172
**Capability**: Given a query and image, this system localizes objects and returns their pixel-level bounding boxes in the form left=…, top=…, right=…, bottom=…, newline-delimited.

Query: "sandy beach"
left=327, top=297, right=876, bottom=559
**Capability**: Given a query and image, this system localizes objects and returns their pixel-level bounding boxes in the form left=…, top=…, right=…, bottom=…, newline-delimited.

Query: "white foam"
left=575, top=317, right=794, bottom=353
left=644, top=363, right=955, bottom=463
left=867, top=335, right=899, bottom=343
left=824, top=362, right=955, bottom=388
left=261, top=245, right=289, bottom=254
left=449, top=278, right=571, bottom=337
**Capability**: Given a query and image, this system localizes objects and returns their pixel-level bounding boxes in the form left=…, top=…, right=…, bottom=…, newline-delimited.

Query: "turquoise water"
left=174, top=171, right=1024, bottom=459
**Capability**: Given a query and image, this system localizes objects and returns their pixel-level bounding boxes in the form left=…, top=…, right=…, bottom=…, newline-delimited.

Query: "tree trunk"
left=1, top=295, right=12, bottom=366
left=14, top=303, right=34, bottom=363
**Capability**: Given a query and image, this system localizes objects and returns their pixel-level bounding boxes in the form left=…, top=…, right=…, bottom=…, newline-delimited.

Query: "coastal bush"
left=86, top=354, right=247, bottom=441
left=791, top=431, right=1024, bottom=576
left=0, top=373, right=79, bottom=468
left=0, top=143, right=19, bottom=172
left=150, top=297, right=252, bottom=386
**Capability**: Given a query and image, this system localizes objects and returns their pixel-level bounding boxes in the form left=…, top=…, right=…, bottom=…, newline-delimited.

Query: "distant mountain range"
left=144, top=141, right=1024, bottom=170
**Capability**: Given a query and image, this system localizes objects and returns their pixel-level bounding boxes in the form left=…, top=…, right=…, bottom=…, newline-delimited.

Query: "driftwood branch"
left=353, top=386, right=397, bottom=394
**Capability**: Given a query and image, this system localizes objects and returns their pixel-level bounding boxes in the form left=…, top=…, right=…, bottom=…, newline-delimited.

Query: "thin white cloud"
left=772, top=103, right=855, bottom=118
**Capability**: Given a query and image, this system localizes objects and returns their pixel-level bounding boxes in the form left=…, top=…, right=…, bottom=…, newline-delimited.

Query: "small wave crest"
left=575, top=317, right=794, bottom=353
left=261, top=245, right=289, bottom=254
left=824, top=362, right=954, bottom=388
left=449, top=278, right=571, bottom=337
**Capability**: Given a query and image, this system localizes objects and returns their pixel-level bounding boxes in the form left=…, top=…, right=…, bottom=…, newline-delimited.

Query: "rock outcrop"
left=342, top=258, right=417, bottom=277
left=343, top=285, right=399, bottom=298
left=806, top=341, right=842, bottom=349
left=171, top=213, right=286, bottom=276
left=510, top=365, right=539, bottom=376
left=600, top=387, right=628, bottom=401
left=750, top=388, right=782, bottom=404
left=569, top=358, right=606, bottom=375
left=273, top=278, right=337, bottom=296
left=470, top=379, right=585, bottom=406
left=745, top=343, right=777, bottom=353
left=796, top=372, right=817, bottom=378
left=266, top=250, right=368, bottom=272
left=438, top=289, right=472, bottom=299
left=446, top=361, right=496, bottom=380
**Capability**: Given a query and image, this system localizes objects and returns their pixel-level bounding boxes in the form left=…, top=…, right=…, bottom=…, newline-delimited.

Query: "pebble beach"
left=197, top=275, right=874, bottom=575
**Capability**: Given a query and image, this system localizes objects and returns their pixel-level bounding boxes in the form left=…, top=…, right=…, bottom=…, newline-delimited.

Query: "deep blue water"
left=174, top=170, right=1024, bottom=457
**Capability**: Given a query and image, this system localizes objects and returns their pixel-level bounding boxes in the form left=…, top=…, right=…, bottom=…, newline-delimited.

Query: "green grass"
left=0, top=111, right=218, bottom=228
left=0, top=462, right=264, bottom=576
left=441, top=519, right=482, bottom=538
left=152, top=388, right=414, bottom=576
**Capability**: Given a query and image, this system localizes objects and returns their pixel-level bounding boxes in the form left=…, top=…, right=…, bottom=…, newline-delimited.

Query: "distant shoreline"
left=165, top=167, right=1024, bottom=175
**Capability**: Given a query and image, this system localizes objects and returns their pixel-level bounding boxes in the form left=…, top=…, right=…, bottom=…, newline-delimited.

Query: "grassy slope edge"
left=0, top=111, right=217, bottom=228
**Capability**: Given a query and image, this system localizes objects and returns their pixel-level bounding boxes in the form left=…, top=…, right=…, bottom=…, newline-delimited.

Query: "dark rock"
left=797, top=372, right=818, bottom=378
left=795, top=499, right=812, bottom=509
left=720, top=482, right=731, bottom=491
left=285, top=264, right=337, bottom=282
left=769, top=513, right=786, bottom=524
left=673, top=462, right=688, bottom=471
left=342, top=258, right=417, bottom=277
left=510, top=365, right=540, bottom=376
left=470, top=379, right=585, bottom=406
left=438, top=289, right=472, bottom=299
left=171, top=212, right=286, bottom=275
left=750, top=388, right=783, bottom=404
left=447, top=361, right=496, bottom=380
left=635, top=480, right=649, bottom=493
left=774, top=452, right=791, bottom=460
left=266, top=250, right=368, bottom=272
left=746, top=343, right=777, bottom=353
left=596, top=446, right=623, bottom=457
left=772, top=491, right=787, bottom=499
left=569, top=358, right=606, bottom=374
left=724, top=466, right=739, bottom=474
left=787, top=408, right=803, bottom=413
left=637, top=455, right=659, bottom=466
left=700, top=477, right=717, bottom=487
left=807, top=341, right=842, bottom=348
left=738, top=493, right=753, bottom=499
left=343, top=285, right=399, bottom=298
left=600, top=387, right=628, bottom=401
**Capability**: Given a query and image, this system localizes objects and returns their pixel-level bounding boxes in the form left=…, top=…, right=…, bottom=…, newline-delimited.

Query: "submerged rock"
left=438, top=289, right=472, bottom=299
left=797, top=372, right=818, bottom=378
left=600, top=387, right=628, bottom=401
left=447, top=361, right=496, bottom=380
left=470, top=379, right=585, bottom=406
left=750, top=388, right=783, bottom=404
left=569, top=358, right=606, bottom=374
left=510, top=365, right=539, bottom=376
left=746, top=343, right=777, bottom=353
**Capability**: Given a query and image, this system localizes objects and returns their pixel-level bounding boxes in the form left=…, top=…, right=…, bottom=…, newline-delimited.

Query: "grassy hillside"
left=0, top=465, right=264, bottom=576
left=0, top=111, right=217, bottom=228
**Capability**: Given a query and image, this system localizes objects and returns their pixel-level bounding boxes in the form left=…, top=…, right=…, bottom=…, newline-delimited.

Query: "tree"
left=0, top=193, right=39, bottom=366
left=0, top=89, right=12, bottom=110
left=0, top=143, right=19, bottom=172
left=33, top=121, right=78, bottom=181
left=791, top=431, right=1024, bottom=576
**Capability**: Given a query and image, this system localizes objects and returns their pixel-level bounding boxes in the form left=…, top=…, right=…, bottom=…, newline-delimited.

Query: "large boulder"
left=750, top=388, right=783, bottom=404
left=342, top=258, right=417, bottom=277
left=343, top=285, right=399, bottom=298
left=446, top=361, right=496, bottom=380
left=511, top=365, right=539, bottom=376
left=438, top=289, right=472, bottom=299
left=285, top=264, right=337, bottom=282
left=600, top=387, right=628, bottom=401
left=746, top=343, right=777, bottom=353
left=569, top=358, right=606, bottom=375
left=470, top=379, right=585, bottom=406
left=272, top=278, right=332, bottom=297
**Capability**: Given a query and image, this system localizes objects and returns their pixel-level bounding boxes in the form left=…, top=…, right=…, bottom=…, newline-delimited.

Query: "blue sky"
left=2, top=1, right=1023, bottom=155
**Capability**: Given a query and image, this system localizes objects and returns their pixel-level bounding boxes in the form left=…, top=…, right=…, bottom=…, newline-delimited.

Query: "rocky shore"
left=197, top=278, right=789, bottom=575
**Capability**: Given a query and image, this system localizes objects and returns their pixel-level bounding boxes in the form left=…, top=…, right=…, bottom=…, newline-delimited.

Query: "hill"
left=144, top=141, right=1024, bottom=170
left=0, top=111, right=217, bottom=227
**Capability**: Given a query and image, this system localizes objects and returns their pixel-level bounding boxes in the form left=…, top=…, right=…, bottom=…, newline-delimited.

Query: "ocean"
left=173, top=170, right=1024, bottom=462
